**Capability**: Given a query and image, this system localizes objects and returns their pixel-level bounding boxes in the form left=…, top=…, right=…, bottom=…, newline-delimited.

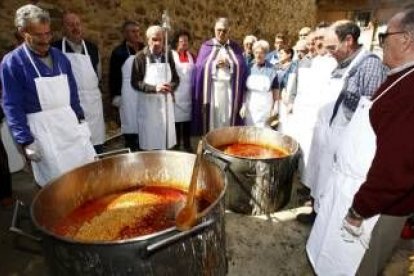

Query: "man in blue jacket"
left=1, top=4, right=95, bottom=187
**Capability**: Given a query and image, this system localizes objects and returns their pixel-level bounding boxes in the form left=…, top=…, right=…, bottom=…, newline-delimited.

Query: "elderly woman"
left=241, top=40, right=279, bottom=127
left=171, top=30, right=195, bottom=152
left=242, top=35, right=257, bottom=66
left=275, top=47, right=298, bottom=131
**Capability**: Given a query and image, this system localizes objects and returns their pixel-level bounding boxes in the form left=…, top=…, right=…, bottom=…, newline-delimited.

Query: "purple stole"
left=192, top=39, right=247, bottom=135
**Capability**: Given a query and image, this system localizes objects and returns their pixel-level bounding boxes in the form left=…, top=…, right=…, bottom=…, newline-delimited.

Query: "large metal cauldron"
left=203, top=126, right=299, bottom=215
left=13, top=151, right=227, bottom=275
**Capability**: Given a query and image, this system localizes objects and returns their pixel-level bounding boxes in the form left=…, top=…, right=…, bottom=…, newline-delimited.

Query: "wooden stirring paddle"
left=176, top=140, right=203, bottom=231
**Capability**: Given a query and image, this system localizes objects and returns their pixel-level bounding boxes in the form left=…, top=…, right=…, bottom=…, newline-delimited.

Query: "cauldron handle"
left=10, top=200, right=42, bottom=242
left=203, top=151, right=272, bottom=218
left=94, top=148, right=131, bottom=160
left=141, top=218, right=215, bottom=258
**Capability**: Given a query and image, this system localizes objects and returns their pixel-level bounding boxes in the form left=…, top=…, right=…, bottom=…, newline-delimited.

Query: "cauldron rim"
left=203, top=126, right=299, bottom=161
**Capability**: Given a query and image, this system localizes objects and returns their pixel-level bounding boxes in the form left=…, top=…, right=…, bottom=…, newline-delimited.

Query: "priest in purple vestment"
left=192, top=17, right=247, bottom=135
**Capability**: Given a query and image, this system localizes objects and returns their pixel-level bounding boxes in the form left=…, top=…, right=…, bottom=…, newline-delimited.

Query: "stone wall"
left=317, top=0, right=414, bottom=24
left=0, top=0, right=316, bottom=122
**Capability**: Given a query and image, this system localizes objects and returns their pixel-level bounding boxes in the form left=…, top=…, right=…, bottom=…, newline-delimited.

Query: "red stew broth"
left=52, top=185, right=212, bottom=241
left=218, top=143, right=289, bottom=159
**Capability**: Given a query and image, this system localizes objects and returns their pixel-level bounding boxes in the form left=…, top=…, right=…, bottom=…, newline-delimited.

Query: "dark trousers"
left=0, top=137, right=12, bottom=200
left=124, top=133, right=140, bottom=152
left=356, top=214, right=407, bottom=275
left=93, top=144, right=104, bottom=154
left=175, top=121, right=192, bottom=150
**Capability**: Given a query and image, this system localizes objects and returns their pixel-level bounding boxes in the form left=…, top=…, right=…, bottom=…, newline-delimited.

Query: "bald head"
left=62, top=12, right=82, bottom=43
left=382, top=9, right=414, bottom=69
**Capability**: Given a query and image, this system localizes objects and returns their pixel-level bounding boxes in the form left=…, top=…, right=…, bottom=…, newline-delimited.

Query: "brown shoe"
left=296, top=211, right=317, bottom=225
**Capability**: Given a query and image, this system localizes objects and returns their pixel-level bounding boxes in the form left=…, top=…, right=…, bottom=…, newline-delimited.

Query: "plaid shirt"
left=337, top=51, right=388, bottom=120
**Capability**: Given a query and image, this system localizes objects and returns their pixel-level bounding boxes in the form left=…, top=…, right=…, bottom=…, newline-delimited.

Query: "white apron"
left=307, top=68, right=413, bottom=275
left=120, top=55, right=140, bottom=134
left=24, top=45, right=95, bottom=186
left=62, top=38, right=105, bottom=145
left=245, top=73, right=273, bottom=127
left=138, top=57, right=176, bottom=150
left=305, top=50, right=371, bottom=210
left=210, top=47, right=233, bottom=130
left=283, top=57, right=336, bottom=182
left=171, top=50, right=194, bottom=122
left=278, top=70, right=297, bottom=132
left=1, top=122, right=25, bottom=172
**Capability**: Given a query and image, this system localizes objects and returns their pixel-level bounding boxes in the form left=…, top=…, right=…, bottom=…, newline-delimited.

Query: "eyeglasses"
left=215, top=28, right=228, bottom=34
left=378, top=31, right=405, bottom=47
left=29, top=31, right=53, bottom=39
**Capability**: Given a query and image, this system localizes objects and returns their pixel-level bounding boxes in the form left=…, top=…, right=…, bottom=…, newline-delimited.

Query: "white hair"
left=146, top=25, right=163, bottom=39
left=215, top=17, right=229, bottom=29
left=15, top=4, right=50, bottom=31
left=243, top=35, right=257, bottom=45
left=252, top=40, right=270, bottom=53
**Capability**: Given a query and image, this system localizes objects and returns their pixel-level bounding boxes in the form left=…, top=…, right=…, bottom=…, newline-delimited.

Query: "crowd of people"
left=1, top=3, right=414, bottom=275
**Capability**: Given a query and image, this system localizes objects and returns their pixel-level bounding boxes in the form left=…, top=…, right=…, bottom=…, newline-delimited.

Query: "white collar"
left=388, top=60, right=414, bottom=76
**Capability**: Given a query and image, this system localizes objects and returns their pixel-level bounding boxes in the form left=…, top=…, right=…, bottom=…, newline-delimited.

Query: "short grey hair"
left=252, top=40, right=270, bottom=53
left=146, top=25, right=163, bottom=39
left=15, top=4, right=50, bottom=31
left=215, top=18, right=229, bottom=29
left=243, top=35, right=257, bottom=45
left=400, top=9, right=414, bottom=38
left=331, top=20, right=360, bottom=42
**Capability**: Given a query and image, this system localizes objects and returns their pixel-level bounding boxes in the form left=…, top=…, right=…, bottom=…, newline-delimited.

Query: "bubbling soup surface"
left=52, top=185, right=190, bottom=242
left=218, top=143, right=289, bottom=158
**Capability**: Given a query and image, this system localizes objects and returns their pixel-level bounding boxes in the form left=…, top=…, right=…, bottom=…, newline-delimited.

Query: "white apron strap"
left=372, top=67, right=414, bottom=105
left=23, top=44, right=42, bottom=78
left=62, top=37, right=89, bottom=56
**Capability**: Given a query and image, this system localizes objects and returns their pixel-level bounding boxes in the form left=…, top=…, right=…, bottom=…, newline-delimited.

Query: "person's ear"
left=401, top=32, right=413, bottom=51
left=345, top=34, right=354, bottom=47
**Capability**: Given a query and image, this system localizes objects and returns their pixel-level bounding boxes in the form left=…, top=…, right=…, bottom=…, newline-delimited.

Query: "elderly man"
left=109, top=21, right=144, bottom=151
left=53, top=12, right=105, bottom=153
left=1, top=4, right=95, bottom=187
left=131, top=25, right=179, bottom=150
left=297, top=21, right=388, bottom=224
left=242, top=35, right=257, bottom=66
left=298, top=26, right=312, bottom=41
left=307, top=9, right=414, bottom=275
left=192, top=18, right=247, bottom=135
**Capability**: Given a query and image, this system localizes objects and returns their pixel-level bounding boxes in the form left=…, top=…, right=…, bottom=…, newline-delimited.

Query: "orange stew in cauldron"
left=52, top=185, right=210, bottom=242
left=218, top=143, right=289, bottom=159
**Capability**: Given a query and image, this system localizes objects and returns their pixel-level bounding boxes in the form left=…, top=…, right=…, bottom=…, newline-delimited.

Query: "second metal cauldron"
left=203, top=126, right=299, bottom=215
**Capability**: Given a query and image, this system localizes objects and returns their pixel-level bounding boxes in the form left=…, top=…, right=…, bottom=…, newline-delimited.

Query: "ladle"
left=176, top=140, right=203, bottom=231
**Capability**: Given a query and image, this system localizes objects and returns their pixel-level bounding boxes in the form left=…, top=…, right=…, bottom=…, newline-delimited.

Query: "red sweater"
left=352, top=65, right=414, bottom=218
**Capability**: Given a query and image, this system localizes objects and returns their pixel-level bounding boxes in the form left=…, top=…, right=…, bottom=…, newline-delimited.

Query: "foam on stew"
left=218, top=143, right=288, bottom=159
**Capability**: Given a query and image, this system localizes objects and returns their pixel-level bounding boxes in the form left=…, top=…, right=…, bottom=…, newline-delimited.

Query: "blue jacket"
left=0, top=44, right=84, bottom=145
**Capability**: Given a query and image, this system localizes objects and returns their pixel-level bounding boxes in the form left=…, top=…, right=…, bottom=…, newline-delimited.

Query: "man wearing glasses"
left=299, top=20, right=387, bottom=225
left=0, top=4, right=95, bottom=187
left=192, top=18, right=247, bottom=134
left=306, top=10, right=414, bottom=275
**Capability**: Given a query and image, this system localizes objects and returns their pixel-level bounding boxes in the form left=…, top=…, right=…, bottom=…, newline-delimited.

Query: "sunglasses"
left=378, top=31, right=405, bottom=47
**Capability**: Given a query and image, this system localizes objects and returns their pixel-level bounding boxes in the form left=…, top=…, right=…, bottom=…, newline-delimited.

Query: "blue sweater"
left=1, top=44, right=84, bottom=145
